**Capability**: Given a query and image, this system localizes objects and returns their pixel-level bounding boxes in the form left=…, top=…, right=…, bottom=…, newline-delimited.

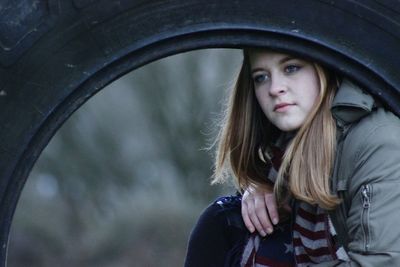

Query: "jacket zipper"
left=361, top=184, right=371, bottom=251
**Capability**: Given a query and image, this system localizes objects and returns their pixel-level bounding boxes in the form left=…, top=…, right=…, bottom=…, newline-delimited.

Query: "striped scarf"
left=240, top=142, right=349, bottom=266
left=292, top=202, right=349, bottom=266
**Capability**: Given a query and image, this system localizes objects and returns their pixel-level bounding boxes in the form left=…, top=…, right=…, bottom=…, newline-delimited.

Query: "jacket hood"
left=331, top=79, right=375, bottom=126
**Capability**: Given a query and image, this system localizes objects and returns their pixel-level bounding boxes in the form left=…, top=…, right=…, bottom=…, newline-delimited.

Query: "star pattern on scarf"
left=284, top=242, right=293, bottom=254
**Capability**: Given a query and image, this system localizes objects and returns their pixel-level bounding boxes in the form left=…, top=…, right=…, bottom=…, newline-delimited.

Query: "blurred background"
left=8, top=49, right=242, bottom=267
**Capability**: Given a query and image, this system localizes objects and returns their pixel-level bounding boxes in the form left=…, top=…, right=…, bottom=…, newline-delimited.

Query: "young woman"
left=184, top=49, right=400, bottom=266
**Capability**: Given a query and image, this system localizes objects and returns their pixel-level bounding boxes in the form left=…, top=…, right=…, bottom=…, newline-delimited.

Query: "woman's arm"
left=315, top=110, right=400, bottom=266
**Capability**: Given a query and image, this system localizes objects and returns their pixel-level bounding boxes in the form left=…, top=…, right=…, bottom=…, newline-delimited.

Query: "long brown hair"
left=212, top=50, right=340, bottom=210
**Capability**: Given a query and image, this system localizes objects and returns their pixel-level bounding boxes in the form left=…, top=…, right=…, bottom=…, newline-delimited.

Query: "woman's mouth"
left=274, top=103, right=294, bottom=112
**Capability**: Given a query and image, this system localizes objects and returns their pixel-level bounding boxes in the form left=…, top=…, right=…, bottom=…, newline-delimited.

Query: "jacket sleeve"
left=316, top=113, right=400, bottom=266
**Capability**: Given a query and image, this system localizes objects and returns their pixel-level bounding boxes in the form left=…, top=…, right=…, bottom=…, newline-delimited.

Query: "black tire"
left=0, top=0, right=399, bottom=264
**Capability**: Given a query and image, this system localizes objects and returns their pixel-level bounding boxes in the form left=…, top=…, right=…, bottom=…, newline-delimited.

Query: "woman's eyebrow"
left=251, top=67, right=265, bottom=74
left=279, top=56, right=295, bottom=64
left=251, top=56, right=299, bottom=73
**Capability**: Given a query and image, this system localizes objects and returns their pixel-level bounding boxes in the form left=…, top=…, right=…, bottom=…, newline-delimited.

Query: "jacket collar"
left=331, top=79, right=375, bottom=127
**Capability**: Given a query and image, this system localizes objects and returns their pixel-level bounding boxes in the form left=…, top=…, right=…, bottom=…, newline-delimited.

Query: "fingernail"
left=260, top=230, right=267, bottom=237
left=272, top=218, right=278, bottom=225
left=266, top=227, right=273, bottom=234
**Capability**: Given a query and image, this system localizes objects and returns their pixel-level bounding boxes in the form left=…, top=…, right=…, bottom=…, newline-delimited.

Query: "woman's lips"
left=274, top=103, right=294, bottom=112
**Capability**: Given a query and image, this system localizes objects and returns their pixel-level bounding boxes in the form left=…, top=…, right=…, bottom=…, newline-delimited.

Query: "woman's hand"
left=241, top=184, right=279, bottom=236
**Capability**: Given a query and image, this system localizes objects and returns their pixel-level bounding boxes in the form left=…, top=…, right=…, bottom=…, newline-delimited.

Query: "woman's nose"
left=269, top=78, right=287, bottom=96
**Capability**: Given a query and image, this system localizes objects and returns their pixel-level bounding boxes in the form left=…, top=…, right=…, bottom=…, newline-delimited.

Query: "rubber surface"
left=0, top=0, right=399, bottom=264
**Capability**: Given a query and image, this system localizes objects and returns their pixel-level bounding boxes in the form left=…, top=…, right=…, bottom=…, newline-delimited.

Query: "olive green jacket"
left=314, top=80, right=400, bottom=266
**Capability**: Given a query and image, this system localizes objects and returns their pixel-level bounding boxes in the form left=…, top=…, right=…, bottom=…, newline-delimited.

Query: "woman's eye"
left=253, top=74, right=269, bottom=84
left=285, top=65, right=301, bottom=73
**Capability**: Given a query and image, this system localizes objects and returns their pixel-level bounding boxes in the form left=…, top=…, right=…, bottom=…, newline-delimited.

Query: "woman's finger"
left=241, top=201, right=255, bottom=233
left=264, top=192, right=279, bottom=225
left=246, top=198, right=267, bottom=236
left=254, top=195, right=273, bottom=234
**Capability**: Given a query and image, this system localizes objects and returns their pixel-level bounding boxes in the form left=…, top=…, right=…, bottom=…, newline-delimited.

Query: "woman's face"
left=249, top=51, right=320, bottom=131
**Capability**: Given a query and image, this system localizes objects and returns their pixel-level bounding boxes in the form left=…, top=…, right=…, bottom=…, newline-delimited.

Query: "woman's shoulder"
left=346, top=107, right=400, bottom=145
left=340, top=108, right=400, bottom=187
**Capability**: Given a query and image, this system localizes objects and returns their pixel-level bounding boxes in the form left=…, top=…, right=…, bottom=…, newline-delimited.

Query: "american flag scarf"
left=241, top=221, right=294, bottom=267
left=240, top=201, right=350, bottom=267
